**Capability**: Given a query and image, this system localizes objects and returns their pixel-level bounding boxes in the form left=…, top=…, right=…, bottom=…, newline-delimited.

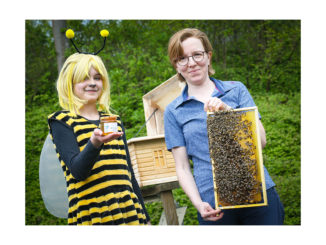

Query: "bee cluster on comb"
left=207, top=109, right=262, bottom=207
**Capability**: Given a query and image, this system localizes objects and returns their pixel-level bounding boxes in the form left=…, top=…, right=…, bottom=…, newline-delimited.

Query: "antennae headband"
left=65, top=29, right=109, bottom=55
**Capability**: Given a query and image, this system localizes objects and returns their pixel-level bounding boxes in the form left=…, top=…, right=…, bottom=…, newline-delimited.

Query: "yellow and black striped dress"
left=48, top=111, right=147, bottom=225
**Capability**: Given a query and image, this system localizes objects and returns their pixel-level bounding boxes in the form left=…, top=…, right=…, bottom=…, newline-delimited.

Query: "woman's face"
left=73, top=66, right=103, bottom=104
left=176, top=37, right=211, bottom=85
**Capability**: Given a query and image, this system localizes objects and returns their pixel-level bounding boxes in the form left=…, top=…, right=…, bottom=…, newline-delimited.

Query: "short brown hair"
left=168, top=28, right=215, bottom=81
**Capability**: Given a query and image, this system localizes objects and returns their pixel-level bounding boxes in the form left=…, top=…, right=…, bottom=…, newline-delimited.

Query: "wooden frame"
left=207, top=107, right=268, bottom=209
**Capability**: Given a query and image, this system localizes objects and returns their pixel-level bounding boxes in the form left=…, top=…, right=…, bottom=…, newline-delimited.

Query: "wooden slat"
left=133, top=150, right=174, bottom=162
left=135, top=157, right=156, bottom=164
left=207, top=106, right=257, bottom=115
left=130, top=154, right=137, bottom=161
left=140, top=171, right=177, bottom=180
left=167, top=163, right=176, bottom=168
left=138, top=167, right=176, bottom=176
left=141, top=176, right=178, bottom=187
left=135, top=158, right=173, bottom=167
left=142, top=98, right=158, bottom=136
left=131, top=148, right=155, bottom=154
left=165, top=154, right=174, bottom=159
left=134, top=144, right=167, bottom=151
left=127, top=135, right=165, bottom=144
left=155, top=110, right=165, bottom=135
left=137, top=164, right=176, bottom=171
left=132, top=165, right=139, bottom=172
left=166, top=158, right=176, bottom=162
left=138, top=168, right=174, bottom=176
left=141, top=181, right=179, bottom=197
left=135, top=176, right=142, bottom=187
left=138, top=165, right=156, bottom=172
left=135, top=152, right=154, bottom=159
left=136, top=161, right=155, bottom=167
left=128, top=143, right=135, bottom=150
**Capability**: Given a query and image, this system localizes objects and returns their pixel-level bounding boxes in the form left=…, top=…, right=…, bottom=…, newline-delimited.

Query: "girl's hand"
left=198, top=201, right=224, bottom=222
left=90, top=128, right=123, bottom=148
left=204, top=97, right=231, bottom=112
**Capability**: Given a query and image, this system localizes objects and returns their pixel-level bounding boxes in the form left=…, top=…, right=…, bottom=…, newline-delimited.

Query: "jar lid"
left=100, top=115, right=117, bottom=121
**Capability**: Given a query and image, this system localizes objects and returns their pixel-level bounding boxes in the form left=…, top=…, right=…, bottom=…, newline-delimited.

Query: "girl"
left=48, top=53, right=150, bottom=225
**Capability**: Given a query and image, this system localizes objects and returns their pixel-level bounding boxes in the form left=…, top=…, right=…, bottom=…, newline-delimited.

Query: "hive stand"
left=127, top=75, right=186, bottom=225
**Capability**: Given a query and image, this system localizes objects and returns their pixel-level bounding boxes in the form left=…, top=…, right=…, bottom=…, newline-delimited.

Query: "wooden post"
left=141, top=181, right=180, bottom=225
left=160, top=190, right=179, bottom=225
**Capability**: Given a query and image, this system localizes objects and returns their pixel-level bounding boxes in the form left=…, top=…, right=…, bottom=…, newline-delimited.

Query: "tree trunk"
left=52, top=20, right=67, bottom=74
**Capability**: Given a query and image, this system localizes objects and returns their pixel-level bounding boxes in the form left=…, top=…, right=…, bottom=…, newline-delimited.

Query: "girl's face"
left=176, top=37, right=211, bottom=86
left=73, top=67, right=103, bottom=104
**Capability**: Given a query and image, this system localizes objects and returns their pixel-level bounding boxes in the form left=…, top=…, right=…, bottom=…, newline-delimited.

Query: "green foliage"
left=26, top=20, right=58, bottom=105
left=254, top=92, right=301, bottom=225
left=172, top=188, right=199, bottom=225
left=255, top=92, right=301, bottom=177
left=144, top=201, right=163, bottom=225
left=274, top=176, right=301, bottom=225
left=25, top=20, right=300, bottom=225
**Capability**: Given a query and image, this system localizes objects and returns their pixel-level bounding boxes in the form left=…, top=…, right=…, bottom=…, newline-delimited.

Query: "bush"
left=254, top=92, right=301, bottom=225
left=25, top=91, right=300, bottom=225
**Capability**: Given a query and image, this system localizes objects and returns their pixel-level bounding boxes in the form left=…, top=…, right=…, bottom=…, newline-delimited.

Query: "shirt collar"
left=210, top=77, right=225, bottom=97
left=174, top=77, right=226, bottom=109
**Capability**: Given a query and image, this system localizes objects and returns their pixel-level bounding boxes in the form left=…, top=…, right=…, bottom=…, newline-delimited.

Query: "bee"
left=207, top=109, right=262, bottom=206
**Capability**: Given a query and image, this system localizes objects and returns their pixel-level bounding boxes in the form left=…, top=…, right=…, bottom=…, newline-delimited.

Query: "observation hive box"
left=127, top=75, right=185, bottom=187
left=127, top=135, right=177, bottom=187
left=142, top=74, right=185, bottom=136
left=207, top=107, right=267, bottom=209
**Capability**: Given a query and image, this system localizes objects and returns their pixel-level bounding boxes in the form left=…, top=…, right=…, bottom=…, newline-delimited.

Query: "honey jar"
left=100, top=116, right=118, bottom=135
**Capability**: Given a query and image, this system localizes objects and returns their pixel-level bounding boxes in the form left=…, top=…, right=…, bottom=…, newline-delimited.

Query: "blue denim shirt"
left=164, top=77, right=275, bottom=206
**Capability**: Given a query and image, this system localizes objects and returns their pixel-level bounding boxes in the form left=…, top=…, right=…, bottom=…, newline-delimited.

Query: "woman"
left=48, top=53, right=150, bottom=225
left=164, top=28, right=284, bottom=225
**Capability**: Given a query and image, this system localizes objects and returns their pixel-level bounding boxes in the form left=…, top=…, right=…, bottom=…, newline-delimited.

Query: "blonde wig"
left=168, top=28, right=215, bottom=82
left=56, top=53, right=111, bottom=116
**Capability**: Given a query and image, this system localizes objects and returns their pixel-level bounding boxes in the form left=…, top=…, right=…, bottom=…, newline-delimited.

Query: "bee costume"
left=41, top=29, right=149, bottom=225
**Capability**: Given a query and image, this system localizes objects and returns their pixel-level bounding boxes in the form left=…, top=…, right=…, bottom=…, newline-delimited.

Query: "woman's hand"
left=90, top=128, right=123, bottom=148
left=198, top=201, right=224, bottom=222
left=204, top=97, right=231, bottom=112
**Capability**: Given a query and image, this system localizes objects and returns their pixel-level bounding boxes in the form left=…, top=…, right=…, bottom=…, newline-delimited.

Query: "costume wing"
left=39, top=134, right=68, bottom=218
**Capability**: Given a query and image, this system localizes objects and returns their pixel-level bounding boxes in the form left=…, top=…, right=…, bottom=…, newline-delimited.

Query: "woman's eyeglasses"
left=176, top=51, right=207, bottom=66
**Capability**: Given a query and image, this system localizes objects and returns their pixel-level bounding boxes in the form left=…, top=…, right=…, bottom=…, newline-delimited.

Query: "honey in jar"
left=100, top=116, right=118, bottom=135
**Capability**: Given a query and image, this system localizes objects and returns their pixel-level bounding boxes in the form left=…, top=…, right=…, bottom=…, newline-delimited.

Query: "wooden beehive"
left=207, top=107, right=267, bottom=209
left=127, top=75, right=185, bottom=187
left=128, top=135, right=177, bottom=187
